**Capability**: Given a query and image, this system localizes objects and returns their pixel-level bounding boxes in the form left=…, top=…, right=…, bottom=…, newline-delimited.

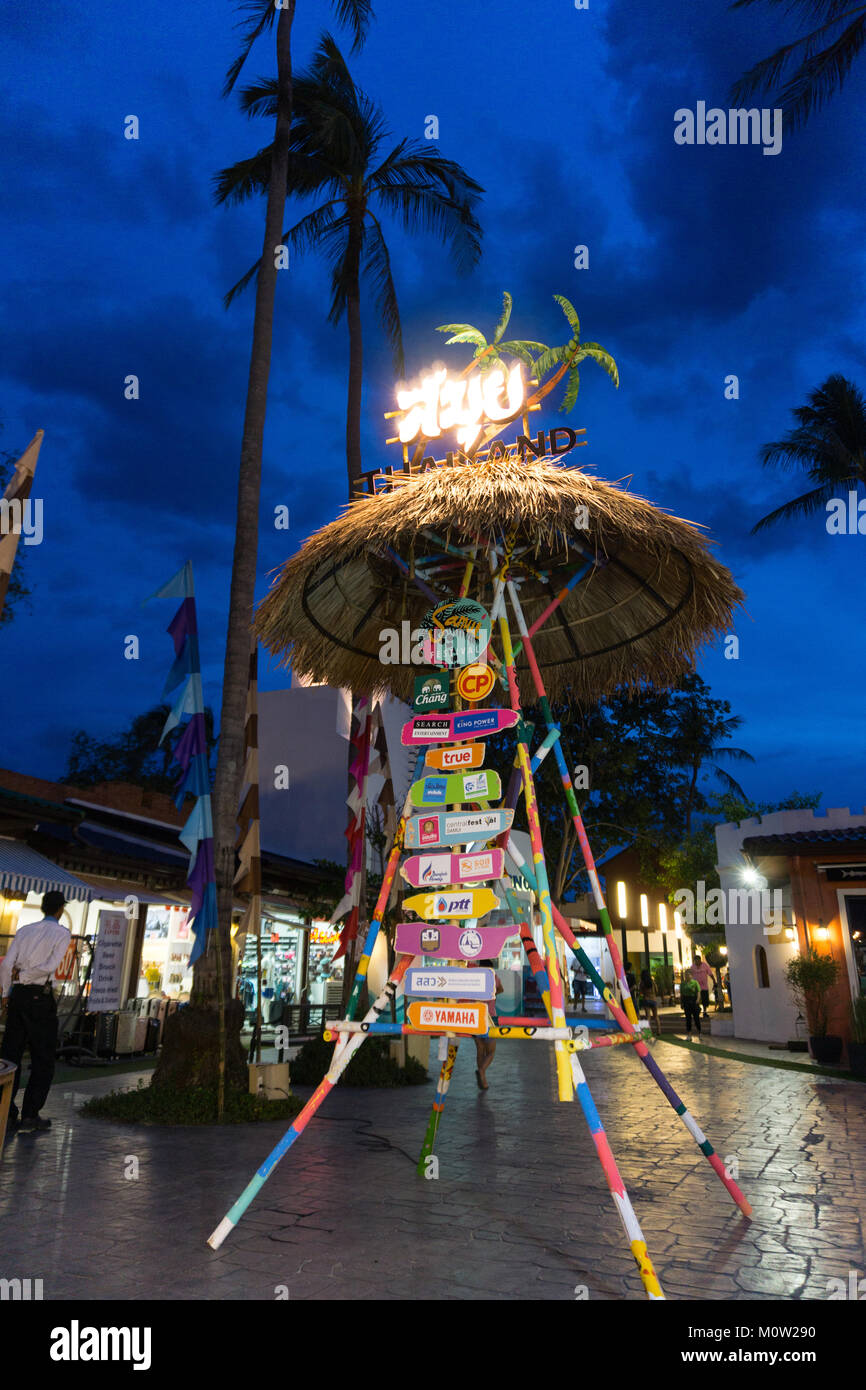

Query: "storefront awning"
left=74, top=874, right=183, bottom=906
left=0, top=839, right=95, bottom=902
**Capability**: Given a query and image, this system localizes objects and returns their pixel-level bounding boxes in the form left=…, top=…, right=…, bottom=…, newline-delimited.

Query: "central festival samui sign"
left=405, top=808, right=514, bottom=849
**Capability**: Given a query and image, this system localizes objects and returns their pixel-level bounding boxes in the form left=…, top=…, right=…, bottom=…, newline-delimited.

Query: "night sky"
left=2, top=1, right=864, bottom=811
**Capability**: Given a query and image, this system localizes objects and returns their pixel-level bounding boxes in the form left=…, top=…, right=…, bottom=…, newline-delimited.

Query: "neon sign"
left=396, top=364, right=526, bottom=450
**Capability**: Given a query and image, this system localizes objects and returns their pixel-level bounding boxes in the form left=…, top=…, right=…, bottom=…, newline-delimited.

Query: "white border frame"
left=836, top=887, right=866, bottom=999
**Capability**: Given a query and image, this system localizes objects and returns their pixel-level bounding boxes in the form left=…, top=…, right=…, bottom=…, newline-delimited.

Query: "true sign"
left=401, top=887, right=501, bottom=921
left=409, top=769, right=502, bottom=808
left=400, top=849, right=505, bottom=889
left=424, top=743, right=484, bottom=772
left=405, top=808, right=514, bottom=849
left=407, top=1001, right=489, bottom=1036
left=396, top=921, right=516, bottom=959
left=405, top=967, right=496, bottom=1001
left=401, top=708, right=518, bottom=746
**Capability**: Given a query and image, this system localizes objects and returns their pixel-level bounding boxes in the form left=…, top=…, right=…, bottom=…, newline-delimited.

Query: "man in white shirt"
left=0, top=891, right=70, bottom=1133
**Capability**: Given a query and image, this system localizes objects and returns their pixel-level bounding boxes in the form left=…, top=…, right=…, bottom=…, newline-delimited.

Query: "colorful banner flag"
left=146, top=561, right=214, bottom=963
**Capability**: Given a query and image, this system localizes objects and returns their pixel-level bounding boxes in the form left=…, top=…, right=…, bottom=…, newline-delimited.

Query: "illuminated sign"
left=310, top=923, right=339, bottom=945
left=396, top=365, right=526, bottom=451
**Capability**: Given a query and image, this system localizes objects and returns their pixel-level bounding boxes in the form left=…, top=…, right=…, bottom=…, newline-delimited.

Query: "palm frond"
left=332, top=0, right=375, bottom=52
left=554, top=294, right=581, bottom=336
left=364, top=212, right=404, bottom=373
left=750, top=480, right=847, bottom=532
left=224, top=0, right=277, bottom=97
left=493, top=292, right=512, bottom=345
left=532, top=346, right=566, bottom=378
left=438, top=327, right=486, bottom=346
left=577, top=343, right=620, bottom=388
left=561, top=366, right=581, bottom=414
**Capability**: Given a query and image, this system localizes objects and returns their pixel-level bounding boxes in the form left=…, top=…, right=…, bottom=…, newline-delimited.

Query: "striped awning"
left=0, top=839, right=94, bottom=902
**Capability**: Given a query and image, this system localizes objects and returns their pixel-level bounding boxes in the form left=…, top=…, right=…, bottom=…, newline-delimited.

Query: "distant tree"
left=657, top=789, right=823, bottom=913
left=751, top=374, right=866, bottom=533
left=730, top=0, right=866, bottom=130
left=656, top=672, right=754, bottom=837
left=64, top=704, right=217, bottom=795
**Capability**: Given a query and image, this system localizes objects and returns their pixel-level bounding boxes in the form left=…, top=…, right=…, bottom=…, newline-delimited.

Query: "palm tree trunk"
left=345, top=215, right=364, bottom=495
left=167, top=3, right=296, bottom=1090
left=684, top=763, right=699, bottom=838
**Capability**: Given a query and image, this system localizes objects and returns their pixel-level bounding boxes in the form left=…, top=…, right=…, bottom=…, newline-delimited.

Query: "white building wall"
left=258, top=687, right=411, bottom=865
left=715, top=806, right=866, bottom=1043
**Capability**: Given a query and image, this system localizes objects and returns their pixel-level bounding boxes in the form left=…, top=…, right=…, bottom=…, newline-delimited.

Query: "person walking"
left=639, top=966, right=661, bottom=1037
left=689, top=953, right=714, bottom=1018
left=0, top=891, right=70, bottom=1133
left=622, top=956, right=637, bottom=1004
left=680, top=972, right=702, bottom=1040
left=572, top=961, right=587, bottom=1007
left=474, top=958, right=503, bottom=1091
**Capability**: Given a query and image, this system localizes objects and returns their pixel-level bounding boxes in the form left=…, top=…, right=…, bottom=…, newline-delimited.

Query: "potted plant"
left=848, top=995, right=866, bottom=1078
left=652, top=963, right=674, bottom=1005
left=784, top=950, right=842, bottom=1064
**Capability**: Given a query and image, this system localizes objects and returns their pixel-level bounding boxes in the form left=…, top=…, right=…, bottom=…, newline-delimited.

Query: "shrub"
left=784, top=950, right=841, bottom=1037
left=81, top=1080, right=303, bottom=1125
left=290, top=1034, right=428, bottom=1087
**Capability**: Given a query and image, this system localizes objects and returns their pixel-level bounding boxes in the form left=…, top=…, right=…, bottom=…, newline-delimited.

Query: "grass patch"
left=290, top=1034, right=428, bottom=1087
left=659, top=1035, right=866, bottom=1081
left=81, top=1079, right=305, bottom=1125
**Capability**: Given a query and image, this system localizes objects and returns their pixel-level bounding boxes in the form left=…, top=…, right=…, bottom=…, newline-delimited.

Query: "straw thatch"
left=255, top=456, right=744, bottom=706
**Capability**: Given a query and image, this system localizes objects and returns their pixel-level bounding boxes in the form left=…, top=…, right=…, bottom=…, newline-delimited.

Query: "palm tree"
left=216, top=35, right=484, bottom=495
left=751, top=374, right=866, bottom=532
left=437, top=291, right=547, bottom=373
left=198, top=3, right=371, bottom=1036
left=730, top=0, right=866, bottom=128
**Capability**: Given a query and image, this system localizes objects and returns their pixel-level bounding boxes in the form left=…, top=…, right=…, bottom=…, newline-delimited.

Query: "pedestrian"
left=474, top=958, right=503, bottom=1091
left=622, top=956, right=637, bottom=1002
left=639, top=966, right=660, bottom=1037
left=689, top=953, right=713, bottom=1017
left=680, top=972, right=702, bottom=1040
left=572, top=961, right=587, bottom=1006
left=0, top=891, right=71, bottom=1133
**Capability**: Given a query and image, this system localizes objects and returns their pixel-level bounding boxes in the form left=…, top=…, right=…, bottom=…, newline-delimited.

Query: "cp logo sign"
left=456, top=663, right=495, bottom=703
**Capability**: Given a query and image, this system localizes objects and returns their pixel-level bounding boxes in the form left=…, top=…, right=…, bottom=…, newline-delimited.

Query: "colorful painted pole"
left=208, top=955, right=415, bottom=1249
left=506, top=578, right=638, bottom=1024
left=346, top=747, right=425, bottom=1020
left=505, top=832, right=752, bottom=1218
left=417, top=1041, right=458, bottom=1175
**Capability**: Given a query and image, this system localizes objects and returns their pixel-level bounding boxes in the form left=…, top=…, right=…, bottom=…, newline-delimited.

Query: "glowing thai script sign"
left=396, top=364, right=526, bottom=450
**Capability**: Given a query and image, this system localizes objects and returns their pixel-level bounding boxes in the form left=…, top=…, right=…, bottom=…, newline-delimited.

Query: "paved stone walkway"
left=1, top=1040, right=865, bottom=1301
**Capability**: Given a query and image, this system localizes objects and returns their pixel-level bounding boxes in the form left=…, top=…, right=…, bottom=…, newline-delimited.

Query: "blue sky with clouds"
left=1, top=0, right=864, bottom=810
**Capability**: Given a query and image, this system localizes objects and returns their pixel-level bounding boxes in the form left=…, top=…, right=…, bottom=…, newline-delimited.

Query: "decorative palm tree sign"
left=208, top=296, right=754, bottom=1302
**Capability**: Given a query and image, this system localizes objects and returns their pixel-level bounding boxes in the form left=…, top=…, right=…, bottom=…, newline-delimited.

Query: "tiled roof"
left=743, top=827, right=866, bottom=852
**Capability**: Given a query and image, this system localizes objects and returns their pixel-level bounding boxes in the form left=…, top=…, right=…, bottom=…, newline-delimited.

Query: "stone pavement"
left=1, top=1039, right=865, bottom=1301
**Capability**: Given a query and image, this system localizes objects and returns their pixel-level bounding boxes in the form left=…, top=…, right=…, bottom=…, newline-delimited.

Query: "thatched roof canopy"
left=255, top=457, right=744, bottom=706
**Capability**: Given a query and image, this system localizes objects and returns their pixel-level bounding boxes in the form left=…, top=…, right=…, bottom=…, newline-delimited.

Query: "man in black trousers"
left=0, top=890, right=70, bottom=1133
